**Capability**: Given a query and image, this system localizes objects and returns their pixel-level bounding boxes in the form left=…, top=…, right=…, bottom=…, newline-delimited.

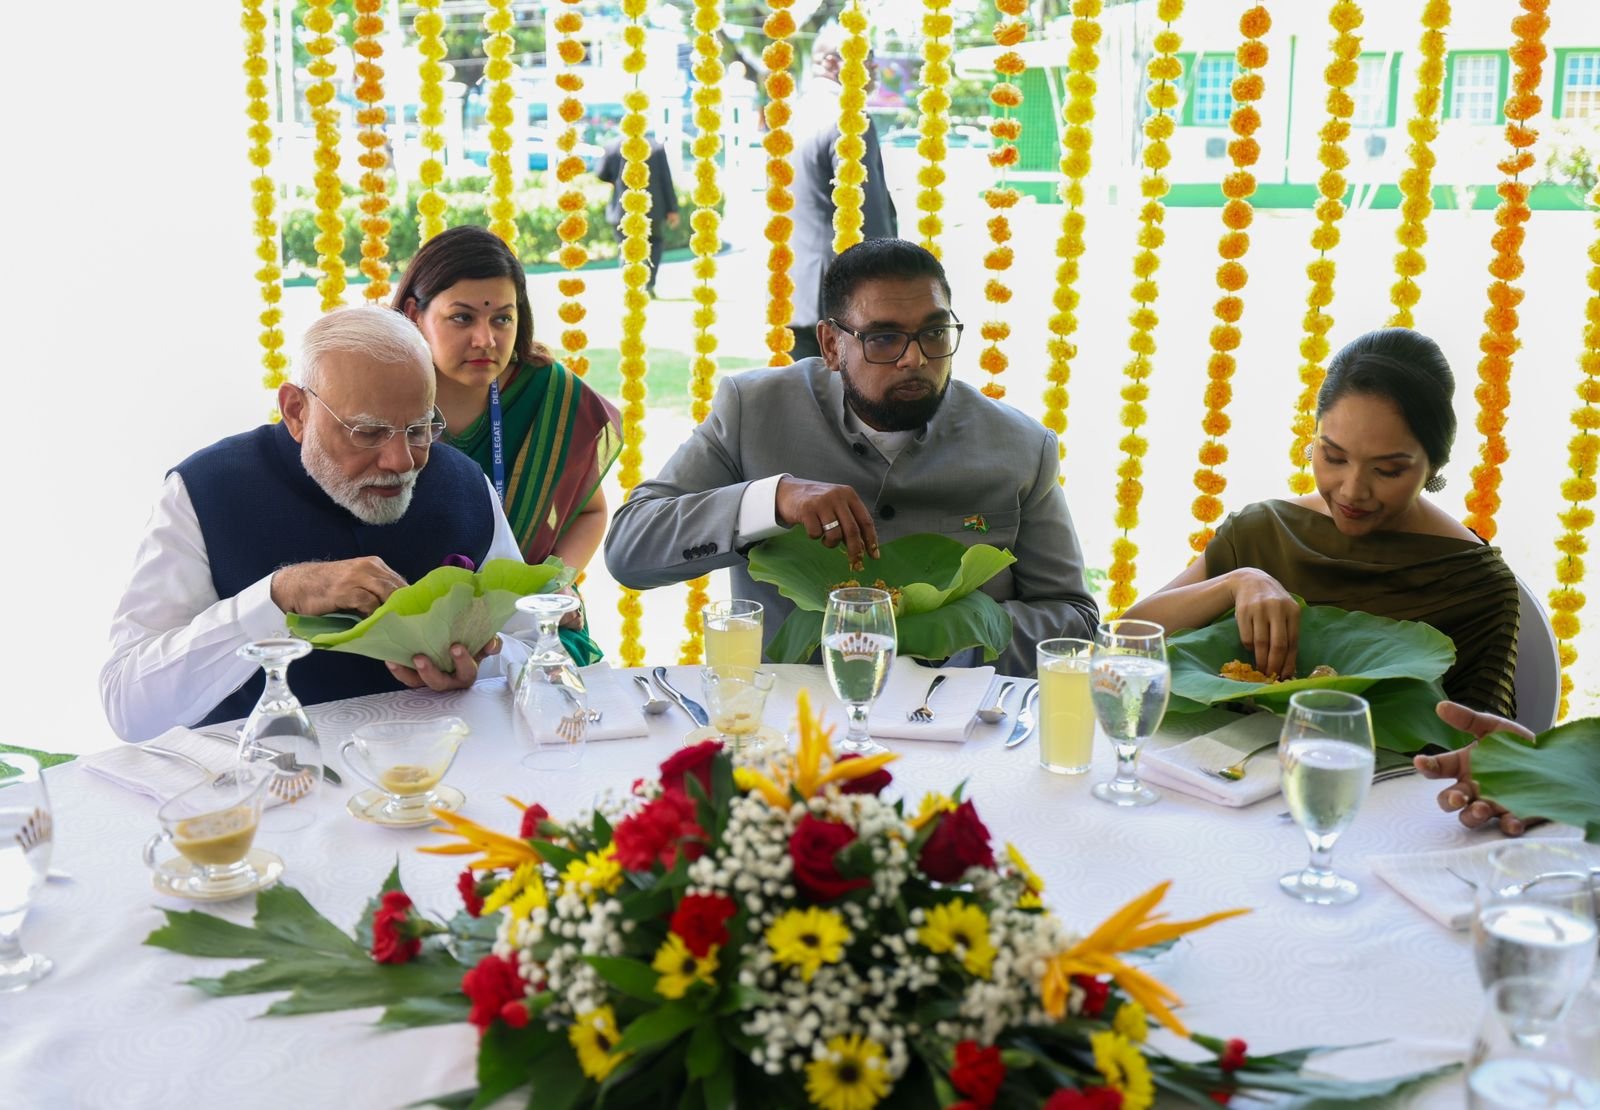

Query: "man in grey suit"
left=787, top=25, right=898, bottom=360
left=604, top=239, right=1098, bottom=676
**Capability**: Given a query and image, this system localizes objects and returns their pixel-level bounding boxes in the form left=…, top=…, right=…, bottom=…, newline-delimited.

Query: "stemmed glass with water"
left=1088, top=619, right=1170, bottom=807
left=822, top=587, right=897, bottom=756
left=512, top=594, right=589, bottom=769
left=1277, top=690, right=1375, bottom=905
left=0, top=754, right=52, bottom=991
left=236, top=638, right=325, bottom=832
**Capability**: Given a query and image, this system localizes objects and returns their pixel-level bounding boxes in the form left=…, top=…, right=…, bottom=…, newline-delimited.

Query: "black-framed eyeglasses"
left=302, top=386, right=446, bottom=449
left=826, top=315, right=963, bottom=364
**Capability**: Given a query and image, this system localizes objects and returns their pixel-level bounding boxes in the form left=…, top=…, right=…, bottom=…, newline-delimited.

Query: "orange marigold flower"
left=985, top=280, right=1013, bottom=303
left=1239, top=5, right=1271, bottom=38
left=990, top=83, right=1023, bottom=108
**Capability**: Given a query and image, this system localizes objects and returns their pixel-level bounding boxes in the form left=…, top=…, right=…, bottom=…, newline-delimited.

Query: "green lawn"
left=578, top=349, right=766, bottom=410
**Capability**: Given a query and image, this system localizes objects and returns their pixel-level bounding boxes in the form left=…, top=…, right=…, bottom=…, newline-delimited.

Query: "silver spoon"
left=633, top=675, right=672, bottom=716
left=974, top=681, right=1017, bottom=725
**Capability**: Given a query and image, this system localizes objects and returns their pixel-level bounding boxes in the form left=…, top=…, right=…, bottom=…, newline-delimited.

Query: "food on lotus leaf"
left=830, top=579, right=904, bottom=614
left=1307, top=664, right=1339, bottom=678
left=1219, top=659, right=1339, bottom=683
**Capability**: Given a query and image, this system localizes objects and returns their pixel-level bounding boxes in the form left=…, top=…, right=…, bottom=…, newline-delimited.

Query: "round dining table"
left=5, top=664, right=1503, bottom=1108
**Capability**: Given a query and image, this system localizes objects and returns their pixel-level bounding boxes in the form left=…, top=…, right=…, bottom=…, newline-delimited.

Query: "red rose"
left=462, top=954, right=525, bottom=1032
left=1208, top=1094, right=1232, bottom=1106
left=520, top=802, right=550, bottom=840
left=1074, top=974, right=1111, bottom=1018
left=370, top=891, right=422, bottom=965
left=789, top=814, right=870, bottom=902
left=918, top=800, right=995, bottom=882
left=660, top=740, right=722, bottom=796
left=835, top=753, right=893, bottom=795
left=670, top=892, right=738, bottom=958
left=613, top=791, right=706, bottom=872
left=950, top=1041, right=1005, bottom=1107
left=1043, top=1088, right=1123, bottom=1110
left=1219, top=1038, right=1248, bottom=1072
left=457, top=870, right=485, bottom=918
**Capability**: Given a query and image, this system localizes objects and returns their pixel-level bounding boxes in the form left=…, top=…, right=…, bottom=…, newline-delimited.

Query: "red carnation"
left=789, top=813, right=870, bottom=902
left=370, top=891, right=423, bottom=965
left=660, top=740, right=722, bottom=796
left=613, top=790, right=706, bottom=872
left=1044, top=1088, right=1123, bottom=1110
left=950, top=1041, right=1005, bottom=1107
left=919, top=800, right=995, bottom=882
left=670, top=892, right=737, bottom=958
left=946, top=1103, right=982, bottom=1110
left=500, top=1000, right=530, bottom=1028
left=1208, top=1093, right=1232, bottom=1106
left=1219, top=1038, right=1248, bottom=1072
left=1074, top=974, right=1111, bottom=1018
left=835, top=753, right=893, bottom=795
left=520, top=802, right=550, bottom=839
left=462, top=953, right=525, bottom=1032
left=457, top=870, right=485, bottom=917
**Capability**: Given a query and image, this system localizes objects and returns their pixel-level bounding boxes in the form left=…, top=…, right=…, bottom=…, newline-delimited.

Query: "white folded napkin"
left=866, top=659, right=996, bottom=743
left=1370, top=832, right=1590, bottom=931
left=80, top=726, right=227, bottom=801
left=1139, top=710, right=1284, bottom=807
left=577, top=664, right=651, bottom=741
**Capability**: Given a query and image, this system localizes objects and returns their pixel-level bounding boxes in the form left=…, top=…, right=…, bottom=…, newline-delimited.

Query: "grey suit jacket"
left=603, top=360, right=1098, bottom=675
left=789, top=79, right=898, bottom=328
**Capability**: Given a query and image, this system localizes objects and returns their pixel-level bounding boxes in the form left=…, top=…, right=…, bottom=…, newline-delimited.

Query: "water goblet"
left=1277, top=690, right=1375, bottom=905
left=513, top=594, right=589, bottom=770
left=1466, top=975, right=1600, bottom=1107
left=702, top=600, right=763, bottom=670
left=1472, top=842, right=1598, bottom=1002
left=1089, top=619, right=1170, bottom=806
left=236, top=637, right=325, bottom=832
left=822, top=587, right=897, bottom=756
left=0, top=754, right=53, bottom=991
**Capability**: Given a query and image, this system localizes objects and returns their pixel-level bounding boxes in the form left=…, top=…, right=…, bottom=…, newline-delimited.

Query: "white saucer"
left=346, top=785, right=465, bottom=827
left=152, top=848, right=284, bottom=902
left=683, top=724, right=787, bottom=748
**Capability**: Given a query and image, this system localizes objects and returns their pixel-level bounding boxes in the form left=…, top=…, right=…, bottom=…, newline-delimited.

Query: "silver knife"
left=652, top=667, right=709, bottom=726
left=1004, top=684, right=1040, bottom=748
left=199, top=730, right=342, bottom=786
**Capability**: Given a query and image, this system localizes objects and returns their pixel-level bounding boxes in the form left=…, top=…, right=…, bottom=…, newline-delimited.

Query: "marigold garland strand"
left=242, top=0, right=288, bottom=395
left=304, top=0, right=346, bottom=311
left=831, top=4, right=871, bottom=255
left=1189, top=4, right=1270, bottom=553
left=1106, top=0, right=1184, bottom=616
left=979, top=0, right=1029, bottom=401
left=1041, top=0, right=1103, bottom=474
left=352, top=0, right=392, bottom=301
left=1387, top=0, right=1451, bottom=327
left=915, top=0, right=954, bottom=256
left=615, top=0, right=654, bottom=667
left=552, top=0, right=590, bottom=377
left=414, top=0, right=449, bottom=243
left=1550, top=182, right=1600, bottom=720
left=681, top=0, right=727, bottom=665
left=1286, top=0, right=1363, bottom=495
left=763, top=0, right=798, bottom=366
left=482, top=0, right=517, bottom=246
left=1464, top=0, right=1549, bottom=542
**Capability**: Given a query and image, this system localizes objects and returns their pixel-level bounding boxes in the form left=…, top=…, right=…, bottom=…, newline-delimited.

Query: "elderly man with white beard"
left=101, top=307, right=535, bottom=742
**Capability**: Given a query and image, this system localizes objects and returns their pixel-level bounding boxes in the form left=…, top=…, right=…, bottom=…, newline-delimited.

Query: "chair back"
left=1513, top=575, right=1558, bottom=734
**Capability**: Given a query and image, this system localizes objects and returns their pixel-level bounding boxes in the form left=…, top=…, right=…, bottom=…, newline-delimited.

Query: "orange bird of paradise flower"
left=419, top=799, right=543, bottom=872
left=737, top=689, right=898, bottom=806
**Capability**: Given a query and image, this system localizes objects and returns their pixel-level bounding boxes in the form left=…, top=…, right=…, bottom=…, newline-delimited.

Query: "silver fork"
left=907, top=674, right=949, bottom=723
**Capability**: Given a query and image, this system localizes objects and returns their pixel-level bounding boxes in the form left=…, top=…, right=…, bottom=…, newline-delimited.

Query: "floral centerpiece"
left=146, top=693, right=1451, bottom=1108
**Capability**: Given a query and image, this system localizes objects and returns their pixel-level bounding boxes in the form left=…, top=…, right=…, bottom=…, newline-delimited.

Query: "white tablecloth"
left=5, top=667, right=1496, bottom=1107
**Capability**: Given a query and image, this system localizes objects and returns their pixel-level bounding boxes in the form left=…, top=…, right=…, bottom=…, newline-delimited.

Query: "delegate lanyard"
left=488, top=378, right=506, bottom=504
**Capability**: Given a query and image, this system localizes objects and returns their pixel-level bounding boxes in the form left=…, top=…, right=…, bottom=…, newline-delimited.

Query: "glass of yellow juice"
left=340, top=717, right=468, bottom=823
left=1037, top=637, right=1095, bottom=775
left=142, top=766, right=272, bottom=897
left=703, top=600, right=764, bottom=670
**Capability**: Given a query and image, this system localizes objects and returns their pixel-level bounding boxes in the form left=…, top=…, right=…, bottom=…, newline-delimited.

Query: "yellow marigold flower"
left=560, top=846, right=622, bottom=899
left=482, top=859, right=545, bottom=916
left=1113, top=1000, right=1149, bottom=1043
left=806, top=1034, right=892, bottom=1110
left=1093, top=1030, right=1154, bottom=1110
left=919, top=899, right=997, bottom=978
left=652, top=933, right=718, bottom=1000
left=767, top=907, right=850, bottom=981
left=569, top=1007, right=629, bottom=1082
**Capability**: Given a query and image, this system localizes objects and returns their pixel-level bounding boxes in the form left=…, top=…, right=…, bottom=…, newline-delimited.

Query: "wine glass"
left=0, top=754, right=52, bottom=990
left=236, top=638, right=324, bottom=832
left=513, top=594, right=588, bottom=769
left=1467, top=976, right=1600, bottom=1107
left=1088, top=619, right=1170, bottom=807
left=1472, top=842, right=1598, bottom=1009
left=1277, top=690, right=1375, bottom=905
left=822, top=587, right=897, bottom=756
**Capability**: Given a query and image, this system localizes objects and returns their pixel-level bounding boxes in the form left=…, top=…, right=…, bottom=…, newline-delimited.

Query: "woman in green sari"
left=393, top=226, right=622, bottom=664
left=1125, top=328, right=1520, bottom=720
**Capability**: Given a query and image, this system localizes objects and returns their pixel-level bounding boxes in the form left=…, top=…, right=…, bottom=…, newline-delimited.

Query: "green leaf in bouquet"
left=376, top=995, right=473, bottom=1029
left=686, top=1021, right=724, bottom=1080
left=1474, top=718, right=1600, bottom=842
left=747, top=527, right=1016, bottom=662
left=286, top=557, right=573, bottom=673
left=474, top=1023, right=542, bottom=1110
left=615, top=1001, right=702, bottom=1053
left=531, top=837, right=581, bottom=875
left=584, top=955, right=662, bottom=1003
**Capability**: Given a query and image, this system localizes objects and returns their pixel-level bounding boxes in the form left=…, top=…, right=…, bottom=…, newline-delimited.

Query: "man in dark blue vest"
left=101, top=307, right=534, bottom=742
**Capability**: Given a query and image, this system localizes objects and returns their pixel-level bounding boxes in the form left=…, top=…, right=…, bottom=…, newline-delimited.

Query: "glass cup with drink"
left=142, top=766, right=281, bottom=899
left=700, top=666, right=776, bottom=751
left=1472, top=842, right=1598, bottom=1013
left=1089, top=619, right=1170, bottom=806
left=1037, top=637, right=1095, bottom=774
left=702, top=600, right=763, bottom=670
left=1277, top=689, right=1375, bottom=905
left=340, top=717, right=469, bottom=825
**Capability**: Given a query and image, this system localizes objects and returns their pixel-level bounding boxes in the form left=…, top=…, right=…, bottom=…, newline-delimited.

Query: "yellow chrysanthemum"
left=482, top=859, right=544, bottom=916
left=1113, top=999, right=1149, bottom=1043
left=569, top=1006, right=629, bottom=1082
left=918, top=899, right=997, bottom=978
left=1092, top=1030, right=1154, bottom=1110
left=1006, top=841, right=1045, bottom=907
left=805, top=1033, right=892, bottom=1110
left=652, top=933, right=719, bottom=999
left=767, top=906, right=850, bottom=981
left=560, top=845, right=622, bottom=900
